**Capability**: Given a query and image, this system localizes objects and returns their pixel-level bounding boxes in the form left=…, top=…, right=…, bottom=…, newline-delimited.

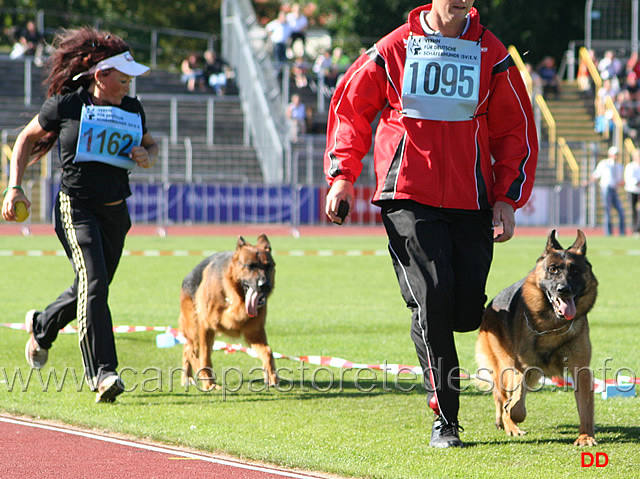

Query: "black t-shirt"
left=38, top=87, right=148, bottom=204
left=205, top=58, right=228, bottom=76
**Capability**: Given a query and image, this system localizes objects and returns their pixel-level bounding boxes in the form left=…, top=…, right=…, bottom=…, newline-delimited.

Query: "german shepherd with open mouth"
left=476, top=230, right=598, bottom=446
left=179, top=234, right=277, bottom=389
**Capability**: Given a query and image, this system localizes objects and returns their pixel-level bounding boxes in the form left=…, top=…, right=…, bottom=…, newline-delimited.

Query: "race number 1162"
left=82, top=127, right=135, bottom=157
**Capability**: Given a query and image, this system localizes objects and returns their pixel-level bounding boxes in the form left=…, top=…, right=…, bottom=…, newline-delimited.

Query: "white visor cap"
left=73, top=51, right=150, bottom=80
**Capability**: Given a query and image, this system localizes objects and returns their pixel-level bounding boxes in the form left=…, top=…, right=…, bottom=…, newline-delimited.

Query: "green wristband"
left=2, top=185, right=24, bottom=197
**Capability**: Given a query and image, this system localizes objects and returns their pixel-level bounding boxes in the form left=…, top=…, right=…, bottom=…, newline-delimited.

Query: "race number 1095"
left=82, top=127, right=135, bottom=158
left=405, top=61, right=475, bottom=99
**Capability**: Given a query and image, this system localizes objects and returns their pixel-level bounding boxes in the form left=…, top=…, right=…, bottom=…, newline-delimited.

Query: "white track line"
left=0, top=416, right=325, bottom=479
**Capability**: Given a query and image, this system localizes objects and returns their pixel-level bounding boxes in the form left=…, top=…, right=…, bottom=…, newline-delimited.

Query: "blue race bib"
left=75, top=105, right=142, bottom=169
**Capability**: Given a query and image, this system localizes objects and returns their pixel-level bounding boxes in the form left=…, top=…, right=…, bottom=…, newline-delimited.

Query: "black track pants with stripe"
left=33, top=192, right=131, bottom=391
left=381, top=200, right=493, bottom=424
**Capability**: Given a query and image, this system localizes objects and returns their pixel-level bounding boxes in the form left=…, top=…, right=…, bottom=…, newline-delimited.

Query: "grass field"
left=0, top=230, right=639, bottom=478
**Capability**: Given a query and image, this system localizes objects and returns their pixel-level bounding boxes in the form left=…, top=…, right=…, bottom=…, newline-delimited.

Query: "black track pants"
left=33, top=192, right=131, bottom=390
left=381, top=200, right=494, bottom=424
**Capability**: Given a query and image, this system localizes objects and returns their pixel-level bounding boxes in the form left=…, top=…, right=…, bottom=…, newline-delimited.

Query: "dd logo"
left=581, top=452, right=609, bottom=467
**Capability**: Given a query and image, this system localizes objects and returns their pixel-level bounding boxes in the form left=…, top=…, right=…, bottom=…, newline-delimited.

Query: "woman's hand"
left=129, top=145, right=155, bottom=169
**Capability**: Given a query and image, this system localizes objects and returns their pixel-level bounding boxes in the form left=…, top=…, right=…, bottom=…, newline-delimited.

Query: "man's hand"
left=493, top=201, right=515, bottom=243
left=325, top=179, right=354, bottom=224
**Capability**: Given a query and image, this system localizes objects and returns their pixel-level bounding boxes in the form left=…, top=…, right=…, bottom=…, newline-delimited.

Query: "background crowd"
left=3, top=3, right=640, bottom=233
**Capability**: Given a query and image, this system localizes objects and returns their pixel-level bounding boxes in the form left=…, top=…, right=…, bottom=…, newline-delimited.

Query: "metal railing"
left=557, top=137, right=580, bottom=186
left=136, top=93, right=231, bottom=146
left=509, top=44, right=592, bottom=187
left=535, top=94, right=557, bottom=168
left=578, top=46, right=603, bottom=92
left=221, top=0, right=288, bottom=184
left=509, top=45, right=560, bottom=169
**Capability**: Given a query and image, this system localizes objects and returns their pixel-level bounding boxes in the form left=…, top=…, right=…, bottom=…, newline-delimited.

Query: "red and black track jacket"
left=324, top=5, right=538, bottom=211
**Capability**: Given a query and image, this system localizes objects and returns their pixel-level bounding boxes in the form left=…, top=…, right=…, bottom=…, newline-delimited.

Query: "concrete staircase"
left=544, top=80, right=609, bottom=179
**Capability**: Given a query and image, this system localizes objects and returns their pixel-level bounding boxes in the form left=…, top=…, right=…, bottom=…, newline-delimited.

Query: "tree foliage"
left=314, top=0, right=586, bottom=66
left=1, top=0, right=588, bottom=66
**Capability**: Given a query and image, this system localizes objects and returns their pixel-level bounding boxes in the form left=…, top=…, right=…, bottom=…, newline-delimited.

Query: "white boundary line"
left=0, top=416, right=326, bottom=479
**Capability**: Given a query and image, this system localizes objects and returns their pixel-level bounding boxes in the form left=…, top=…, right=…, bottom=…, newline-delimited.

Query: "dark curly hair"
left=32, top=27, right=132, bottom=160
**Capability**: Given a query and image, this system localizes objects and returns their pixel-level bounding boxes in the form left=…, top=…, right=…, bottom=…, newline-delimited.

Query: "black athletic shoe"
left=430, top=416, right=464, bottom=448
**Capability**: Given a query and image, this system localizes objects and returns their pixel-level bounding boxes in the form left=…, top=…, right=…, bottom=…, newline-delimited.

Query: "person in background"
left=10, top=20, right=45, bottom=65
left=312, top=49, right=337, bottom=91
left=286, top=3, right=309, bottom=56
left=266, top=10, right=292, bottom=72
left=202, top=49, right=231, bottom=96
left=181, top=52, right=205, bottom=92
left=598, top=50, right=624, bottom=84
left=1, top=27, right=158, bottom=403
left=624, top=149, right=640, bottom=236
left=286, top=93, right=308, bottom=142
left=19, top=20, right=45, bottom=66
left=291, top=54, right=311, bottom=88
left=585, top=146, right=626, bottom=236
left=536, top=56, right=560, bottom=99
left=324, top=0, right=537, bottom=448
left=625, top=51, right=640, bottom=85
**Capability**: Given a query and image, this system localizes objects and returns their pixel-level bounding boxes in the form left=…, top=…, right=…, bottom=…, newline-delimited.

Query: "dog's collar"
left=524, top=310, right=575, bottom=336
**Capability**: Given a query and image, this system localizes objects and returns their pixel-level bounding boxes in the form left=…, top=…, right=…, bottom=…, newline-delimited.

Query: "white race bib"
left=74, top=105, right=143, bottom=169
left=402, top=36, right=481, bottom=121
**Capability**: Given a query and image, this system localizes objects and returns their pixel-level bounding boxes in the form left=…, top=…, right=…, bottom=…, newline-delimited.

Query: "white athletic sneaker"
left=24, top=310, right=48, bottom=369
left=95, top=375, right=125, bottom=403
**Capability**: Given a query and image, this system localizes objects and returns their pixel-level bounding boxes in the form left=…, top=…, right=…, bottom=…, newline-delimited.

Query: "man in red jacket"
left=324, top=0, right=538, bottom=448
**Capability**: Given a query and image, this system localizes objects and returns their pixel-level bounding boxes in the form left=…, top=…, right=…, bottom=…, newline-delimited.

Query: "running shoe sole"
left=24, top=310, right=48, bottom=369
left=96, top=375, right=125, bottom=403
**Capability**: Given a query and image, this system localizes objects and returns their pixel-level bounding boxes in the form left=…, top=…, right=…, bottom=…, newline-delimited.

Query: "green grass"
left=1, top=232, right=639, bottom=478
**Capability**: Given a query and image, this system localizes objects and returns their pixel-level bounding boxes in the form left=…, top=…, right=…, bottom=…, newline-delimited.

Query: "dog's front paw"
left=503, top=421, right=527, bottom=437
left=203, top=382, right=223, bottom=391
left=574, top=434, right=597, bottom=446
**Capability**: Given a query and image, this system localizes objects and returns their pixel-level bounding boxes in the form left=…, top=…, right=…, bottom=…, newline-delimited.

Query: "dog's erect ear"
left=257, top=234, right=271, bottom=252
left=569, top=229, right=587, bottom=255
left=236, top=236, right=247, bottom=249
left=545, top=229, right=564, bottom=253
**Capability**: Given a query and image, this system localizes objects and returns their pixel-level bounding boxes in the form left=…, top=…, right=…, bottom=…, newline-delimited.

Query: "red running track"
left=0, top=223, right=604, bottom=238
left=0, top=415, right=339, bottom=479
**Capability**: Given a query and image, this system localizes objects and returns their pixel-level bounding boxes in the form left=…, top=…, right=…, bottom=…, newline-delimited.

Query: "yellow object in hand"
left=15, top=201, right=29, bottom=222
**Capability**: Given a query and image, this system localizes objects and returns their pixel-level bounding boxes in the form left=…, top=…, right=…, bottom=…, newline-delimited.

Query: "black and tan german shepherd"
left=179, top=234, right=277, bottom=389
left=476, top=230, right=598, bottom=446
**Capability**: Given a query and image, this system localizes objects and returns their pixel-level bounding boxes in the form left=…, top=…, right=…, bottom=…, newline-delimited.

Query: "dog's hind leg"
left=245, top=329, right=278, bottom=387
left=181, top=341, right=196, bottom=387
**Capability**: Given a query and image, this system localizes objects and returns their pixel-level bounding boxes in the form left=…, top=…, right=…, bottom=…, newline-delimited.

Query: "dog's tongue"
left=245, top=288, right=259, bottom=317
left=558, top=297, right=577, bottom=320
